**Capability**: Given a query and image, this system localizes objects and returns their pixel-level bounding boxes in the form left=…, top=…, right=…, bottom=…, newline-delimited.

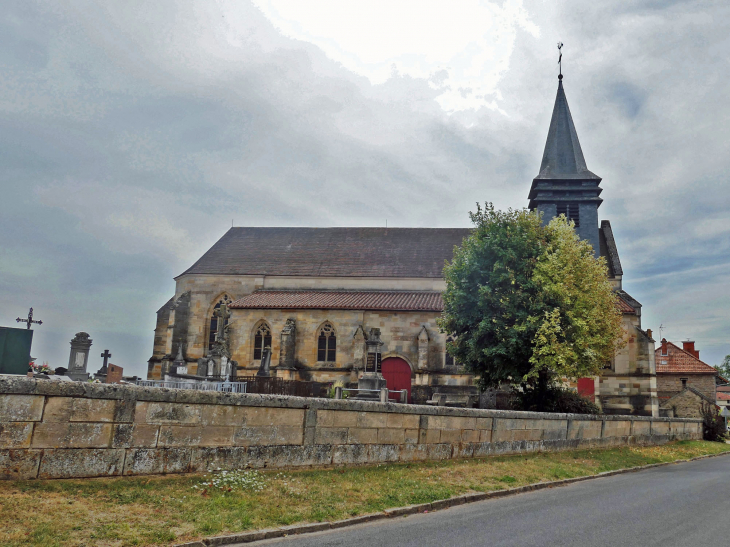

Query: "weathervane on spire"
left=557, top=42, right=564, bottom=78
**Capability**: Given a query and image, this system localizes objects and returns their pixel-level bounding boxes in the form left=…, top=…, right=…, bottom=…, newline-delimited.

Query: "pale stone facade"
left=147, top=76, right=661, bottom=416
left=597, top=300, right=659, bottom=417
left=148, top=264, right=476, bottom=398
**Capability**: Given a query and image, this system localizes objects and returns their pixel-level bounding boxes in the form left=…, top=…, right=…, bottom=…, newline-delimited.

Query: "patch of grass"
left=0, top=440, right=727, bottom=546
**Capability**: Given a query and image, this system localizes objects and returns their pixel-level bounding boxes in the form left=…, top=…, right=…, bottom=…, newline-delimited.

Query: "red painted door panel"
left=577, top=378, right=595, bottom=401
left=381, top=357, right=412, bottom=402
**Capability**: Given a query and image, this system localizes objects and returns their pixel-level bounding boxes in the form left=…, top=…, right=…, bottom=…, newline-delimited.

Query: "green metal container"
left=0, top=327, right=34, bottom=375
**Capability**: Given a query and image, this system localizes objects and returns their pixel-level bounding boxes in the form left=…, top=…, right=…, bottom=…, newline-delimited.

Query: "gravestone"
left=278, top=318, right=296, bottom=368
left=106, top=364, right=123, bottom=384
left=0, top=327, right=34, bottom=375
left=170, top=346, right=187, bottom=375
left=356, top=328, right=387, bottom=400
left=257, top=346, right=272, bottom=377
left=67, top=332, right=92, bottom=381
left=94, top=349, right=112, bottom=382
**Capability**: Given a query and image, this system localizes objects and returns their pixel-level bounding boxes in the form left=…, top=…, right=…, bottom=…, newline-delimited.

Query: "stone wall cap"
left=0, top=377, right=701, bottom=423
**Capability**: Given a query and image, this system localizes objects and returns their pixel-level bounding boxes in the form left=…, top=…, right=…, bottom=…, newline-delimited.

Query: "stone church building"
left=148, top=75, right=659, bottom=416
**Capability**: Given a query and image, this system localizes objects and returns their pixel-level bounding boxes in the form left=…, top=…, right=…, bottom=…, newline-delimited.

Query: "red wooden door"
left=577, top=378, right=595, bottom=401
left=381, top=357, right=412, bottom=402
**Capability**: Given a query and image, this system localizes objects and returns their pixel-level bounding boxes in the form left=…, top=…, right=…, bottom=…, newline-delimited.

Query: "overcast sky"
left=1, top=0, right=728, bottom=378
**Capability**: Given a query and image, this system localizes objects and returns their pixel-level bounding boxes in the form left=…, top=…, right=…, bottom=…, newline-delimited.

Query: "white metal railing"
left=136, top=380, right=247, bottom=393
left=335, top=387, right=408, bottom=403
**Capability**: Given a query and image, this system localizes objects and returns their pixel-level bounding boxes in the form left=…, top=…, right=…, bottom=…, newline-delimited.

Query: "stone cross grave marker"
left=16, top=308, right=42, bottom=330
left=100, top=349, right=111, bottom=372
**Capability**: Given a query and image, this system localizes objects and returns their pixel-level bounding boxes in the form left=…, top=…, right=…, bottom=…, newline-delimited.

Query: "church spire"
left=535, top=77, right=600, bottom=180
left=528, top=66, right=603, bottom=256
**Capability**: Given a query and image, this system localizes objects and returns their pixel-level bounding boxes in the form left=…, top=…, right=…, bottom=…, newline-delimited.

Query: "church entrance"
left=577, top=378, right=596, bottom=402
left=381, top=357, right=411, bottom=403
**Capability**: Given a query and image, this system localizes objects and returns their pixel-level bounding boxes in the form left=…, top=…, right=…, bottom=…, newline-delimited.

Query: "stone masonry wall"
left=658, top=374, right=716, bottom=404
left=0, top=377, right=701, bottom=480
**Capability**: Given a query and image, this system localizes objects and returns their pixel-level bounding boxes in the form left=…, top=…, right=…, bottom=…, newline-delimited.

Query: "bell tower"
left=528, top=74, right=603, bottom=255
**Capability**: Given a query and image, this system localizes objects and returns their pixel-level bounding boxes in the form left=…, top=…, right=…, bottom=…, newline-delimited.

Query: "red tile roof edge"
left=655, top=340, right=718, bottom=375
left=229, top=290, right=444, bottom=312
left=616, top=295, right=636, bottom=314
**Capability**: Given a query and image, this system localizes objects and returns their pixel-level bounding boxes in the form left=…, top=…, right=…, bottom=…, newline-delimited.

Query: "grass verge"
left=2, top=440, right=728, bottom=546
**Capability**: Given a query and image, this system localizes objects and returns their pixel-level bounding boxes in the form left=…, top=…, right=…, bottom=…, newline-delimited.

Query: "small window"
left=208, top=295, right=232, bottom=350
left=681, top=378, right=688, bottom=387
left=253, top=323, right=272, bottom=360
left=556, top=202, right=580, bottom=227
left=317, top=323, right=336, bottom=362
left=445, top=335, right=457, bottom=367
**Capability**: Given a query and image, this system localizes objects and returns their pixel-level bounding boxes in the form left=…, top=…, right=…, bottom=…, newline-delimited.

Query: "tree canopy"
left=715, top=355, right=730, bottom=380
left=438, top=203, right=624, bottom=394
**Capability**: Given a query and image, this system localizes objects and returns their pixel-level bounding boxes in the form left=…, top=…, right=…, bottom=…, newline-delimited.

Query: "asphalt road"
left=246, top=454, right=730, bottom=547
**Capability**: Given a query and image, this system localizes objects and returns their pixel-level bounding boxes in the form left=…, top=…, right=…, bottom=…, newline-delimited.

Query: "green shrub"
left=701, top=401, right=727, bottom=442
left=512, top=384, right=600, bottom=415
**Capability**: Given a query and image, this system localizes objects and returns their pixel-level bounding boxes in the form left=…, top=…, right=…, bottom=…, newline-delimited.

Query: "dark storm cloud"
left=0, top=0, right=727, bottom=374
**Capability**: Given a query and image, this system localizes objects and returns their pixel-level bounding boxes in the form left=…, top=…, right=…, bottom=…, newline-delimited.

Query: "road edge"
left=177, top=449, right=730, bottom=547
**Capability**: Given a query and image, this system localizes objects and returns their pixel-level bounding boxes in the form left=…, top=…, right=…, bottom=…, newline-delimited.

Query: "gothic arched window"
left=445, top=335, right=457, bottom=367
left=253, top=322, right=272, bottom=360
left=317, top=322, right=336, bottom=362
left=208, top=295, right=232, bottom=351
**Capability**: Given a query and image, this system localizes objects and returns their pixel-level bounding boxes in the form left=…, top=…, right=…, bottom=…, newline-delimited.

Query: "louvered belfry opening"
left=556, top=202, right=580, bottom=227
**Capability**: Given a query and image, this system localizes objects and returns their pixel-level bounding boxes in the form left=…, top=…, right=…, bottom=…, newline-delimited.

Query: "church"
left=148, top=74, right=659, bottom=417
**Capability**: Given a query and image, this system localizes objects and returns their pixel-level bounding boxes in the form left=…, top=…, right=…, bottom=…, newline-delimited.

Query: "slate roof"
left=599, top=221, right=623, bottom=277
left=655, top=341, right=719, bottom=375
left=535, top=78, right=601, bottom=181
left=178, top=228, right=472, bottom=278
left=230, top=290, right=443, bottom=312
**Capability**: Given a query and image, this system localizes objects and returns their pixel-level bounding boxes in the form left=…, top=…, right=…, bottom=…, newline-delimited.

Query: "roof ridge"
left=251, top=289, right=441, bottom=293
left=666, top=340, right=706, bottom=362
left=227, top=227, right=471, bottom=230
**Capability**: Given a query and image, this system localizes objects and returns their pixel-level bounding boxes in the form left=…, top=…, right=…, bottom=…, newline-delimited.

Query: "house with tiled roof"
left=655, top=339, right=717, bottom=417
left=147, top=74, right=660, bottom=415
left=716, top=391, right=730, bottom=412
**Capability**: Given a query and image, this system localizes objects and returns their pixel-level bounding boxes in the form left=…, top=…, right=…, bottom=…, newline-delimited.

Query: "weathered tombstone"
left=171, top=345, right=187, bottom=375
left=279, top=318, right=296, bottom=368
left=0, top=327, right=34, bottom=375
left=479, top=389, right=497, bottom=409
left=67, top=332, right=92, bottom=381
left=356, top=328, right=387, bottom=400
left=94, top=349, right=112, bottom=382
left=106, top=364, right=123, bottom=384
left=257, top=346, right=272, bottom=377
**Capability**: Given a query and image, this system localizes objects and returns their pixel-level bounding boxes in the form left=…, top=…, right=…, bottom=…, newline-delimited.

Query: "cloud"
left=251, top=0, right=540, bottom=111
left=0, top=0, right=728, bottom=377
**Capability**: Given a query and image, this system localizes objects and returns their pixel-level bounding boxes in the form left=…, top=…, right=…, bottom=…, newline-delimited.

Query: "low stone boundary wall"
left=0, top=377, right=701, bottom=480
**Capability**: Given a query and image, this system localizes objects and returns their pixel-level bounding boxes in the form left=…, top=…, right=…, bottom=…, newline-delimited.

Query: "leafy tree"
left=714, top=355, right=730, bottom=380
left=438, top=203, right=624, bottom=405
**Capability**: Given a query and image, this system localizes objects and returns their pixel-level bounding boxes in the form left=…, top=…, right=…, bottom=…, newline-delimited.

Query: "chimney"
left=661, top=338, right=668, bottom=355
left=646, top=328, right=652, bottom=340
left=682, top=340, right=700, bottom=359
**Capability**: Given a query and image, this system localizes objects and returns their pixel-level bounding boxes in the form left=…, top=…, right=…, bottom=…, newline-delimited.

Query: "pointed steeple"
left=536, top=77, right=600, bottom=180
left=528, top=76, right=603, bottom=256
